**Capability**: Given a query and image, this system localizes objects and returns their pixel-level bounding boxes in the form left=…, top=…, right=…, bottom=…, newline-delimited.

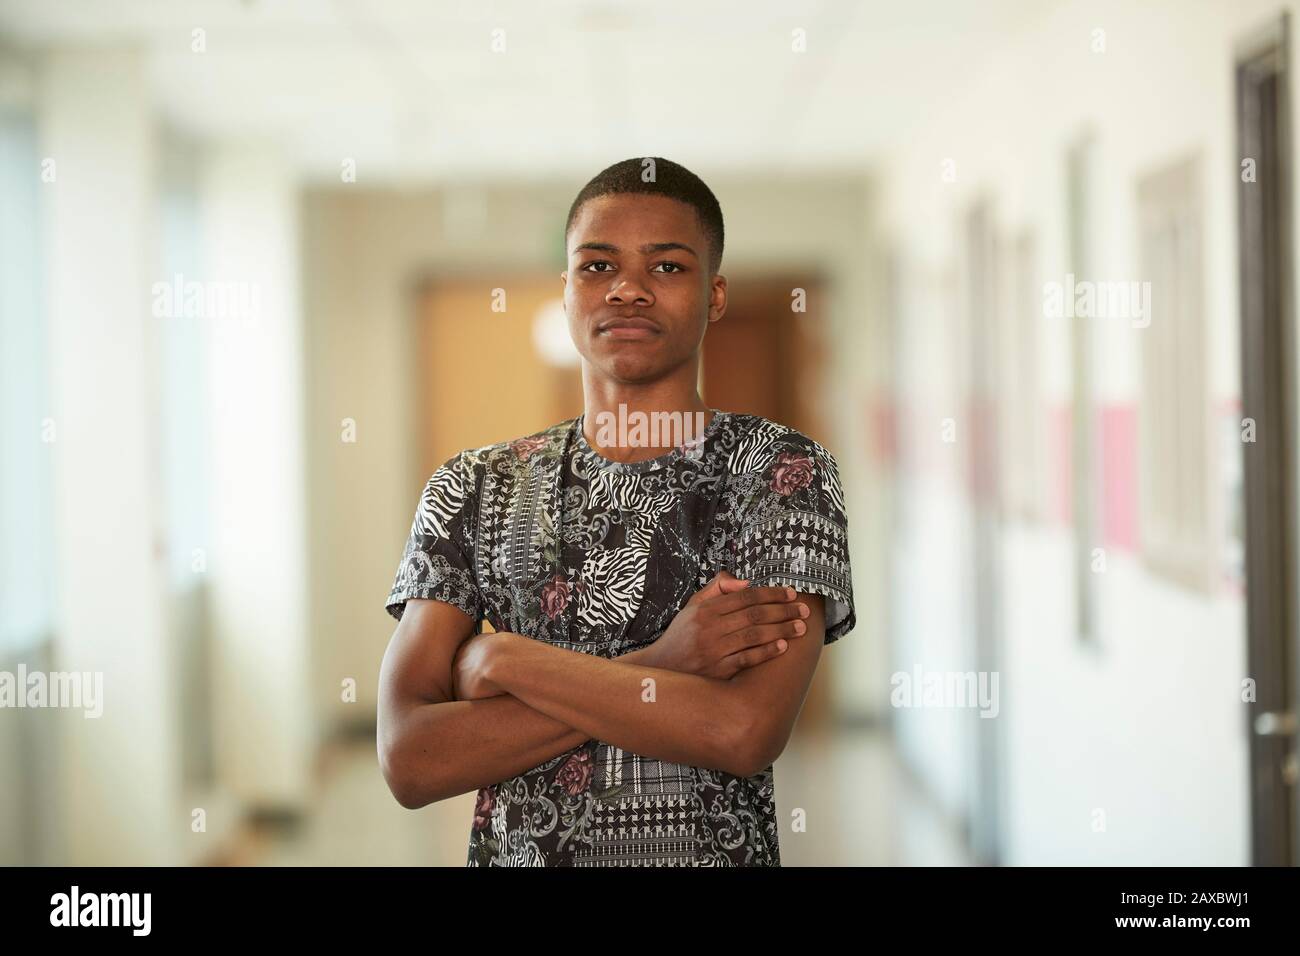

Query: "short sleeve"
left=729, top=437, right=856, bottom=644
left=385, top=451, right=484, bottom=624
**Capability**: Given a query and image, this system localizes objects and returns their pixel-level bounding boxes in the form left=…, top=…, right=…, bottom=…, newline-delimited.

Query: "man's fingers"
left=713, top=571, right=750, bottom=593
left=723, top=616, right=808, bottom=655
left=686, top=574, right=724, bottom=606
left=723, top=635, right=790, bottom=673
left=715, top=598, right=810, bottom=636
left=704, top=583, right=798, bottom=617
left=687, top=570, right=749, bottom=605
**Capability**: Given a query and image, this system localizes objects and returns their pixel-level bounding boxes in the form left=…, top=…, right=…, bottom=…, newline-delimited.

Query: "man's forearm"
left=396, top=646, right=654, bottom=805
left=485, top=633, right=747, bottom=774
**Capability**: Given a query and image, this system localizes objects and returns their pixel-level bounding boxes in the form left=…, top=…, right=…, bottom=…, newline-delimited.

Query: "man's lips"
left=596, top=316, right=660, bottom=339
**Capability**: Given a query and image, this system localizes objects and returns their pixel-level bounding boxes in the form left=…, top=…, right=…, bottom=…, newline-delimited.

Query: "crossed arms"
left=376, top=574, right=828, bottom=809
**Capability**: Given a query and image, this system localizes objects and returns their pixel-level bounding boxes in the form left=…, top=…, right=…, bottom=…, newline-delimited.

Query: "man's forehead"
left=576, top=193, right=697, bottom=226
left=569, top=194, right=703, bottom=248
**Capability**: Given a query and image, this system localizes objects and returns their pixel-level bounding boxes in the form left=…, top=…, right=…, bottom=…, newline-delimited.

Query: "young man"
left=377, top=157, right=856, bottom=866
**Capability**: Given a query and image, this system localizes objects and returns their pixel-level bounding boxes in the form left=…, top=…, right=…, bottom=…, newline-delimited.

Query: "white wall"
left=203, top=145, right=315, bottom=810
left=40, top=47, right=179, bottom=865
left=871, top=0, right=1292, bottom=863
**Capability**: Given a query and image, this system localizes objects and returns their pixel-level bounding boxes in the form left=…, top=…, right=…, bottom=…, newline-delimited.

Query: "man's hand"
left=450, top=632, right=507, bottom=701
left=644, top=570, right=810, bottom=679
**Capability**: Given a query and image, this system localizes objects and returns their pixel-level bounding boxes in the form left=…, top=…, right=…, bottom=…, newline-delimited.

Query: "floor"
left=238, top=724, right=973, bottom=867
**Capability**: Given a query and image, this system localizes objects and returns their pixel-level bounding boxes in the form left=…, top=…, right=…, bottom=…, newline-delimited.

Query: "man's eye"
left=582, top=261, right=613, bottom=273
left=655, top=262, right=684, bottom=273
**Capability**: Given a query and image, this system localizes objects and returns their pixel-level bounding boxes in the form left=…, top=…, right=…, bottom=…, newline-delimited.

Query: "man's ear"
left=707, top=273, right=727, bottom=323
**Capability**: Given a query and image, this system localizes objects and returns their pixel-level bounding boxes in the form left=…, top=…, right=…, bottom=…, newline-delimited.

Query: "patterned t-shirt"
left=384, top=408, right=856, bottom=866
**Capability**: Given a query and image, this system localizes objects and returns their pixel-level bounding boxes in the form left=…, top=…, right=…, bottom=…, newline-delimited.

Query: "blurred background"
left=1, top=0, right=1296, bottom=866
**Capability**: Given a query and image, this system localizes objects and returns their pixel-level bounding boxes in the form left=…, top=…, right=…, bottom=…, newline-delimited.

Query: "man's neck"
left=579, top=382, right=713, bottom=465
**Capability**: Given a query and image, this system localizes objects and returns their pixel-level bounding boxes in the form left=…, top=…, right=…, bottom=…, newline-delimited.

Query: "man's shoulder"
left=719, top=411, right=841, bottom=472
left=440, top=417, right=578, bottom=474
left=719, top=412, right=848, bottom=519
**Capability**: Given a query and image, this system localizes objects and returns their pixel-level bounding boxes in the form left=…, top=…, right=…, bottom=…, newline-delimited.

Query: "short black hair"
left=565, top=157, right=724, bottom=274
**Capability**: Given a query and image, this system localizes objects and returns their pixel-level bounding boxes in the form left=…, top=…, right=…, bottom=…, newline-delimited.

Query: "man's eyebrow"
left=571, top=241, right=699, bottom=258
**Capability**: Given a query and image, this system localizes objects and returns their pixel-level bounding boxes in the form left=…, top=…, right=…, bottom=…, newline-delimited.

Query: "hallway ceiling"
left=0, top=0, right=1060, bottom=182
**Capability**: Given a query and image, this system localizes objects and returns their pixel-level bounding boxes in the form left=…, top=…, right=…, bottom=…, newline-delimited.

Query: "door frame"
left=1235, top=11, right=1298, bottom=867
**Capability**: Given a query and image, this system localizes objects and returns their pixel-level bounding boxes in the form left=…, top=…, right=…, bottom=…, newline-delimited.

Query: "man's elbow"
left=389, top=780, right=430, bottom=811
left=378, top=739, right=434, bottom=810
left=721, top=706, right=785, bottom=778
left=728, top=740, right=783, bottom=779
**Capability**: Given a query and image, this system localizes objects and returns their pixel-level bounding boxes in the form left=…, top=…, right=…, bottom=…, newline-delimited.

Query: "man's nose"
left=606, top=280, right=653, bottom=305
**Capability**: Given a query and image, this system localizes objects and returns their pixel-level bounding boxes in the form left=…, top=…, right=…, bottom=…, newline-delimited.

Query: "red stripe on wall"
left=1100, top=403, right=1138, bottom=551
left=864, top=392, right=897, bottom=466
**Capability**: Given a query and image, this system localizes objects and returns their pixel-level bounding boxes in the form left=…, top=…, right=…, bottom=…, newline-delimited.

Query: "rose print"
left=555, top=749, right=593, bottom=797
left=510, top=435, right=548, bottom=460
left=678, top=433, right=706, bottom=461
left=769, top=450, right=814, bottom=495
left=540, top=573, right=570, bottom=620
left=473, top=785, right=496, bottom=830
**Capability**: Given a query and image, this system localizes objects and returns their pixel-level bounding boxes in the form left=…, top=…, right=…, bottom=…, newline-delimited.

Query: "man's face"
left=561, top=193, right=725, bottom=384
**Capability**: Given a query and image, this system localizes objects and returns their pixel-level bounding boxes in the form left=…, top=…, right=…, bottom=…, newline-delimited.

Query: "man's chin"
left=598, top=358, right=668, bottom=385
